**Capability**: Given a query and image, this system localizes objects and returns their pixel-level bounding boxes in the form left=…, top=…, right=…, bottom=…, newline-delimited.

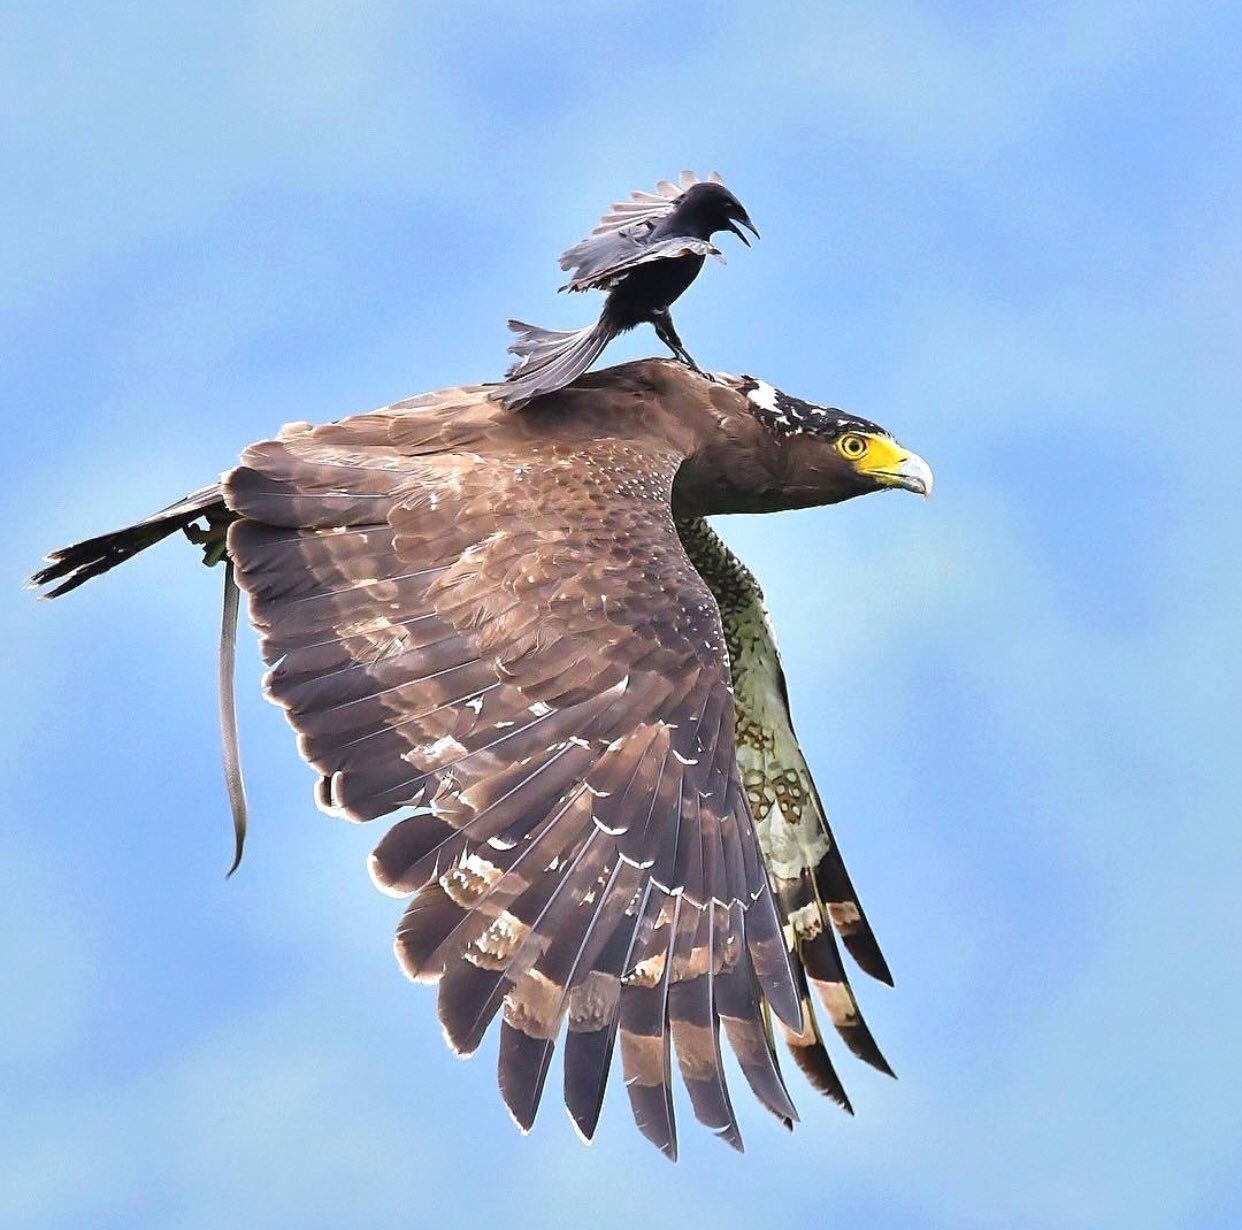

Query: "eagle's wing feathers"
left=222, top=387, right=800, bottom=1156
left=675, top=516, right=896, bottom=1112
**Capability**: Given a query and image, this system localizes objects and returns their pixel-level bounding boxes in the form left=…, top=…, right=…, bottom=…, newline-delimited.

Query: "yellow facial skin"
left=835, top=431, right=935, bottom=496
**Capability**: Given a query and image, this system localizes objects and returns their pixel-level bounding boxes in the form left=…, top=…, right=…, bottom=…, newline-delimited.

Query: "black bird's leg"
left=651, top=310, right=703, bottom=373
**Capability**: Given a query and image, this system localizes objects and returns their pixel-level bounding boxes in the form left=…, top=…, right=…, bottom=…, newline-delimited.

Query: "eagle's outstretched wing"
left=222, top=382, right=801, bottom=1157
left=558, top=170, right=727, bottom=294
left=676, top=517, right=895, bottom=1110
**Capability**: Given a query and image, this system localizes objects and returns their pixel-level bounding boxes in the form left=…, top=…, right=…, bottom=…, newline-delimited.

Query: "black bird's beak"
left=726, top=214, right=760, bottom=246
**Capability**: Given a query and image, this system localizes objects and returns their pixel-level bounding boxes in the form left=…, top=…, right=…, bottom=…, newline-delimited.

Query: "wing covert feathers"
left=220, top=382, right=805, bottom=1157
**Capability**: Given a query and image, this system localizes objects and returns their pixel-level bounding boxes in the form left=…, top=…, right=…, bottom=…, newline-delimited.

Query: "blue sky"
left=4, top=3, right=1240, bottom=1228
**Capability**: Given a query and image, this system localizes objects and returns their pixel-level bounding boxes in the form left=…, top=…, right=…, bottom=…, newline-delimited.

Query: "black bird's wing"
left=558, top=170, right=727, bottom=294
left=574, top=170, right=725, bottom=242
left=559, top=234, right=724, bottom=294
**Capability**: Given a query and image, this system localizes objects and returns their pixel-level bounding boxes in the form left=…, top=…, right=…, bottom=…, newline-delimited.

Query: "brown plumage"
left=29, top=359, right=933, bottom=1157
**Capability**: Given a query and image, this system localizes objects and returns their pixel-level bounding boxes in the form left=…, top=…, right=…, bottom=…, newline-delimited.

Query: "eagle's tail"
left=29, top=484, right=248, bottom=875
left=496, top=317, right=615, bottom=410
left=28, top=483, right=229, bottom=597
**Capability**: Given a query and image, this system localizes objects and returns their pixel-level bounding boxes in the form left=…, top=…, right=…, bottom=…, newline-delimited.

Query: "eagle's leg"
left=184, top=510, right=232, bottom=567
left=650, top=310, right=703, bottom=374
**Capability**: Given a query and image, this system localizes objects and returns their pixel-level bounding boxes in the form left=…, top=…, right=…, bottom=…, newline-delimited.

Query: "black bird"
left=498, top=170, right=758, bottom=409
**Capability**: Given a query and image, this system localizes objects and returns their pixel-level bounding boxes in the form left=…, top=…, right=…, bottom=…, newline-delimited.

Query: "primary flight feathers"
left=31, top=361, right=931, bottom=1157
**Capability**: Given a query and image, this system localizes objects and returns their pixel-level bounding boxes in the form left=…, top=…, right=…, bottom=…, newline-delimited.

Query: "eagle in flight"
left=31, top=359, right=932, bottom=1158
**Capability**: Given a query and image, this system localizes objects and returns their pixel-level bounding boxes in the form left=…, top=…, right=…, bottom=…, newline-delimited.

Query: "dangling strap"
left=218, top=559, right=248, bottom=876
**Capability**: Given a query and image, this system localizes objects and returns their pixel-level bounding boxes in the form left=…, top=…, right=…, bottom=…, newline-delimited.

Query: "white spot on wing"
left=423, top=734, right=466, bottom=760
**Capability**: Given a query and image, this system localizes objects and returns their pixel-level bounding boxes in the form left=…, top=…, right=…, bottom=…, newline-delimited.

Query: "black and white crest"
left=738, top=376, right=886, bottom=439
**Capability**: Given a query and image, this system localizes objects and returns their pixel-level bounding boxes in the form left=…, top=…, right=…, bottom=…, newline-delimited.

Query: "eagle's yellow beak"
left=849, top=435, right=934, bottom=497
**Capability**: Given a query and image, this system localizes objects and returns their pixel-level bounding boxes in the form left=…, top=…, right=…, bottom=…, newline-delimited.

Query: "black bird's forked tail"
left=498, top=318, right=614, bottom=410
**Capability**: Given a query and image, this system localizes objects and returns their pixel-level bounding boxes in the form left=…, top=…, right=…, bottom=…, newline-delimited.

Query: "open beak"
left=727, top=214, right=760, bottom=246
left=872, top=448, right=934, bottom=497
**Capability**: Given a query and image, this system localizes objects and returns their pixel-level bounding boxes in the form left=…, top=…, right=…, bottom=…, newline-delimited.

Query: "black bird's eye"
left=838, top=434, right=868, bottom=460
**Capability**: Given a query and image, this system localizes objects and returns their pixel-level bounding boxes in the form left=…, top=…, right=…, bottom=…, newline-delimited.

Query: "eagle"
left=30, top=359, right=933, bottom=1158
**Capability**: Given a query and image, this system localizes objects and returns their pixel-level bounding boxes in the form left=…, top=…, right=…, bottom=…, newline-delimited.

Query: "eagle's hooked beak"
left=872, top=449, right=934, bottom=497
left=847, top=434, right=935, bottom=497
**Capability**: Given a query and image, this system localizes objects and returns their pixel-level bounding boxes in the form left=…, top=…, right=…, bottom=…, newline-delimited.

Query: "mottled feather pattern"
left=220, top=375, right=804, bottom=1154
left=675, top=516, right=896, bottom=1108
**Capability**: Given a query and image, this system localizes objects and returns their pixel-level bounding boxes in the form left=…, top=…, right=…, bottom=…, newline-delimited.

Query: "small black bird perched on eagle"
left=500, top=171, right=758, bottom=409
left=30, top=359, right=932, bottom=1159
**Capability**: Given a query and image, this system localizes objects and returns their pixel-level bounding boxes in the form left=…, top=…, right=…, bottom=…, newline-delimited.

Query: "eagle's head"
left=733, top=374, right=933, bottom=505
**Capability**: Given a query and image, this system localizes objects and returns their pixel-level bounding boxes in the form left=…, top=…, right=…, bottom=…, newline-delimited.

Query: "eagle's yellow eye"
left=837, top=433, right=868, bottom=460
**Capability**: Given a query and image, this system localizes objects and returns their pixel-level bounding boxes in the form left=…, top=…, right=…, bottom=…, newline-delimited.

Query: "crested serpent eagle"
left=30, top=359, right=933, bottom=1158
